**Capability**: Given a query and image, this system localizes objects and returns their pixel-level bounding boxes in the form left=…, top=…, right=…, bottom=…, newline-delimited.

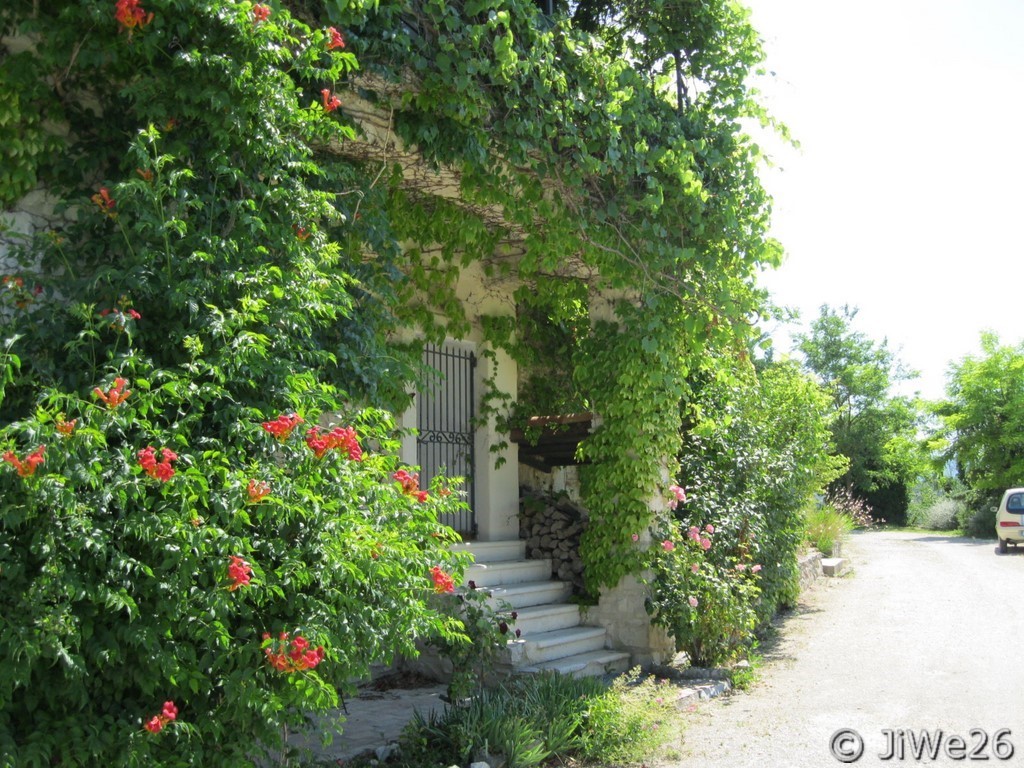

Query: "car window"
left=1008, top=493, right=1024, bottom=512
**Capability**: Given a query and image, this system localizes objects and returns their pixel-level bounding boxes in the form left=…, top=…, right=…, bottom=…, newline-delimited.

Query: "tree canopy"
left=937, top=332, right=1024, bottom=495
left=795, top=305, right=923, bottom=522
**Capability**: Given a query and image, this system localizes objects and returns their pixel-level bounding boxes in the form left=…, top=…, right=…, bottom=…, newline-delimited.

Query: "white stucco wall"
left=396, top=258, right=520, bottom=542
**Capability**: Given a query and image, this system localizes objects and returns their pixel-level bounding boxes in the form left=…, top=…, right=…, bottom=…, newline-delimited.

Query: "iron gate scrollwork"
left=417, top=343, right=476, bottom=536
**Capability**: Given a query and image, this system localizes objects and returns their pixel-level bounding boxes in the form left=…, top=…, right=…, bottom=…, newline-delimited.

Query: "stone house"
left=0, top=47, right=677, bottom=684
left=335, top=79, right=676, bottom=678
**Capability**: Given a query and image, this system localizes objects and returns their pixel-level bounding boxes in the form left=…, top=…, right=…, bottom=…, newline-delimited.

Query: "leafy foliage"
left=0, top=2, right=469, bottom=764
left=661, top=357, right=844, bottom=627
left=906, top=494, right=962, bottom=531
left=936, top=333, right=1024, bottom=494
left=2, top=3, right=794, bottom=753
left=796, top=305, right=924, bottom=524
left=333, top=0, right=782, bottom=593
left=648, top=516, right=761, bottom=666
left=0, top=368, right=468, bottom=765
left=397, top=669, right=680, bottom=768
left=932, top=332, right=1024, bottom=536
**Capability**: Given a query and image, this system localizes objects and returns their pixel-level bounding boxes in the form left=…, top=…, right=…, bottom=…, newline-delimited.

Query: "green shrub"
left=649, top=518, right=762, bottom=667
left=0, top=371, right=468, bottom=766
left=907, top=498, right=962, bottom=531
left=960, top=502, right=998, bottom=538
left=669, top=360, right=845, bottom=633
left=427, top=582, right=518, bottom=702
left=396, top=670, right=680, bottom=768
left=804, top=504, right=854, bottom=556
left=907, top=479, right=962, bottom=531
left=575, top=670, right=682, bottom=764
left=0, top=3, right=470, bottom=764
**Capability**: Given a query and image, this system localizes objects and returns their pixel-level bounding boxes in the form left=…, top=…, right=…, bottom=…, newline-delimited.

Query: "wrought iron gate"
left=417, top=343, right=476, bottom=536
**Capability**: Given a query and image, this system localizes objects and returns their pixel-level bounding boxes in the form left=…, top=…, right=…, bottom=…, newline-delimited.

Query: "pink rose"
left=688, top=596, right=699, bottom=608
left=661, top=540, right=676, bottom=552
left=668, top=484, right=687, bottom=509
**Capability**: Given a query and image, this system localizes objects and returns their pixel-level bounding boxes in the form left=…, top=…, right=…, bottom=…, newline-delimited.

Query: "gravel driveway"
left=672, top=530, right=1024, bottom=767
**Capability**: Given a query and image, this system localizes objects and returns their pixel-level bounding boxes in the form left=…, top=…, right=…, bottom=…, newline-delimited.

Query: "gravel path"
left=672, top=530, right=1024, bottom=767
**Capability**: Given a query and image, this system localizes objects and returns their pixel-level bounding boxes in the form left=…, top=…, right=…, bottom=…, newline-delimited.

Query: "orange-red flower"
left=138, top=445, right=177, bottom=482
left=321, top=89, right=341, bottom=113
left=93, top=378, right=132, bottom=408
left=90, top=187, right=116, bottom=217
left=227, top=556, right=252, bottom=591
left=261, top=413, right=303, bottom=441
left=252, top=4, right=271, bottom=23
left=3, top=445, right=45, bottom=477
left=115, top=0, right=153, bottom=32
left=305, top=425, right=362, bottom=460
left=394, top=469, right=429, bottom=502
left=430, top=565, right=455, bottom=594
left=263, top=632, right=325, bottom=673
left=247, top=479, right=271, bottom=504
left=143, top=700, right=177, bottom=734
left=326, top=26, right=345, bottom=50
left=55, top=417, right=77, bottom=436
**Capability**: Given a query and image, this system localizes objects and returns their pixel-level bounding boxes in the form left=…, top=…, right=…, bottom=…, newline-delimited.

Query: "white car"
left=995, top=488, right=1024, bottom=553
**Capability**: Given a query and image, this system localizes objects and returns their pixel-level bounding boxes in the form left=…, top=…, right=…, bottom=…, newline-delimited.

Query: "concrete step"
left=484, top=580, right=573, bottom=610
left=821, top=557, right=846, bottom=577
left=466, top=558, right=552, bottom=588
left=527, top=649, right=632, bottom=678
left=452, top=540, right=526, bottom=564
left=511, top=626, right=608, bottom=665
left=511, top=603, right=581, bottom=636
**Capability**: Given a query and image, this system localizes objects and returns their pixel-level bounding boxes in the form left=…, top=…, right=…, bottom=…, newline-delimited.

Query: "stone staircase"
left=452, top=540, right=631, bottom=678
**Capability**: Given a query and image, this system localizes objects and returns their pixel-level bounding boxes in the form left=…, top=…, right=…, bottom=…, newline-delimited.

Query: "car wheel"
left=999, top=539, right=1009, bottom=554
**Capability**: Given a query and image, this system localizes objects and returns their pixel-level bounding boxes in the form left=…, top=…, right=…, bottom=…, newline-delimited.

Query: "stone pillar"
left=583, top=573, right=675, bottom=666
left=581, top=433, right=677, bottom=665
left=473, top=344, right=519, bottom=541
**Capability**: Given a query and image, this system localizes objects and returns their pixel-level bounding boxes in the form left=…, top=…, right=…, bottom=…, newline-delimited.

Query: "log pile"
left=519, top=489, right=588, bottom=594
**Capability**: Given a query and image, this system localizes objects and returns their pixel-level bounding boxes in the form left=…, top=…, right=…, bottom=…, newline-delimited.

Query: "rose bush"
left=647, top=513, right=762, bottom=667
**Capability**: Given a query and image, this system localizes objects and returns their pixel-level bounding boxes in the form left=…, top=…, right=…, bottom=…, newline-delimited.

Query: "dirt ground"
left=670, top=530, right=1024, bottom=767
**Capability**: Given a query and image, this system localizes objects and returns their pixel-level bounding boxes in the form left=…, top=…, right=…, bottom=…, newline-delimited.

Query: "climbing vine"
left=329, top=0, right=781, bottom=592
left=2, top=0, right=784, bottom=692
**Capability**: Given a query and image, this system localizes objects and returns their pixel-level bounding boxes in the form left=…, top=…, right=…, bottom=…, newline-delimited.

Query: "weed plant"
left=804, top=505, right=854, bottom=556
left=396, top=669, right=681, bottom=768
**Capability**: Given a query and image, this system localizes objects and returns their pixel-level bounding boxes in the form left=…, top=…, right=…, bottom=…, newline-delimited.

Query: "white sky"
left=745, top=0, right=1024, bottom=400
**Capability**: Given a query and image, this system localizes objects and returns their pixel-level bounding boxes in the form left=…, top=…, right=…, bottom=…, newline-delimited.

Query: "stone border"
left=798, top=549, right=823, bottom=590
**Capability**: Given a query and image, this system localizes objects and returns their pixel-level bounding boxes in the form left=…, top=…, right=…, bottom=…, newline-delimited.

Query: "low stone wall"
left=798, top=549, right=823, bottom=591
left=519, top=488, right=587, bottom=594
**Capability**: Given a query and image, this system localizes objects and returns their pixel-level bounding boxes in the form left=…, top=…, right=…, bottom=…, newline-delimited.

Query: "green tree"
left=934, top=332, right=1024, bottom=533
left=795, top=305, right=922, bottom=523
